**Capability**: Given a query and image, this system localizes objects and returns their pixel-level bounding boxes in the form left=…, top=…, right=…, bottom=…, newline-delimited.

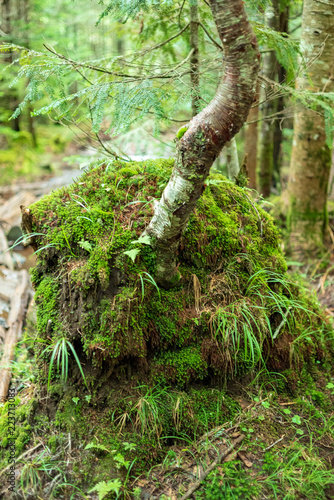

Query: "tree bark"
left=226, top=138, right=240, bottom=181
left=273, top=5, right=289, bottom=186
left=259, top=0, right=279, bottom=197
left=146, top=0, right=260, bottom=287
left=244, top=80, right=260, bottom=190
left=1, top=0, right=20, bottom=131
left=189, top=0, right=200, bottom=117
left=287, top=0, right=334, bottom=257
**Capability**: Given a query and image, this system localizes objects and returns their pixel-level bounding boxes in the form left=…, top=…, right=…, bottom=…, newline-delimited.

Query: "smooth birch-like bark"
left=146, top=0, right=260, bottom=287
left=259, top=0, right=279, bottom=197
left=287, top=0, right=334, bottom=257
left=226, top=138, right=240, bottom=180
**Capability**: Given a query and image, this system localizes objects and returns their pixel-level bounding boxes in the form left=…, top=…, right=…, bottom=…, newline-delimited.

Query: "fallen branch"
left=0, top=269, right=30, bottom=401
left=179, top=434, right=245, bottom=500
left=0, top=226, right=14, bottom=271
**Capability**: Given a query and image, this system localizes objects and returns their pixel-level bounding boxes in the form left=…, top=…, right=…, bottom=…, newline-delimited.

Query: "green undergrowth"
left=22, top=158, right=334, bottom=391
left=0, top=124, right=74, bottom=185
left=1, top=351, right=334, bottom=499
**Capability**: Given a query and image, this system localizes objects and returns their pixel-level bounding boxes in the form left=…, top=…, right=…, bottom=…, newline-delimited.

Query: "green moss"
left=0, top=396, right=35, bottom=469
left=153, top=346, right=208, bottom=385
left=24, top=158, right=334, bottom=390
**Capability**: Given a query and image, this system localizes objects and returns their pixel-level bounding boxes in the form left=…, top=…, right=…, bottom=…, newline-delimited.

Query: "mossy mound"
left=23, top=158, right=333, bottom=389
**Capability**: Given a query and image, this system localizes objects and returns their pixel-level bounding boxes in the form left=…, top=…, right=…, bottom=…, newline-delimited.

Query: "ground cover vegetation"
left=1, top=0, right=334, bottom=499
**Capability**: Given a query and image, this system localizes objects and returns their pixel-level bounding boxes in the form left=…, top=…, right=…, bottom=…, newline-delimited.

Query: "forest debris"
left=237, top=450, right=253, bottom=468
left=0, top=442, right=43, bottom=480
left=263, top=435, right=285, bottom=452
left=0, top=191, right=36, bottom=231
left=0, top=226, right=14, bottom=270
left=0, top=269, right=30, bottom=401
left=179, top=434, right=245, bottom=500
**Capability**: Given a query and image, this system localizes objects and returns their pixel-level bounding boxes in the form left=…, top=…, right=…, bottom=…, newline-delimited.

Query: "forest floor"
left=0, top=157, right=334, bottom=499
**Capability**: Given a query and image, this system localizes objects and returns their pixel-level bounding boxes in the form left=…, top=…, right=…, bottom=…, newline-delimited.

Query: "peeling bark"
left=287, top=0, right=334, bottom=257
left=146, top=0, right=260, bottom=287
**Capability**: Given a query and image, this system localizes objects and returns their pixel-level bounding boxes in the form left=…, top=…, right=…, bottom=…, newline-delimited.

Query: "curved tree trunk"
left=287, top=0, right=334, bottom=258
left=146, top=0, right=260, bottom=287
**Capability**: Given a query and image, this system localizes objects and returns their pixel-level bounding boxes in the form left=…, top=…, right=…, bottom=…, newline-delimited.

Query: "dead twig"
left=179, top=434, right=245, bottom=500
left=263, top=435, right=285, bottom=452
left=0, top=442, right=43, bottom=479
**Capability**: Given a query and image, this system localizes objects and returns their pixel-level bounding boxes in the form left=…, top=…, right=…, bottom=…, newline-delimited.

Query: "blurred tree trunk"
left=189, top=1, right=200, bottom=117
left=244, top=80, right=260, bottom=190
left=146, top=0, right=260, bottom=287
left=22, top=0, right=37, bottom=146
left=287, top=0, right=334, bottom=257
left=1, top=0, right=20, bottom=131
left=273, top=4, right=289, bottom=188
left=226, top=138, right=239, bottom=181
left=259, top=0, right=279, bottom=197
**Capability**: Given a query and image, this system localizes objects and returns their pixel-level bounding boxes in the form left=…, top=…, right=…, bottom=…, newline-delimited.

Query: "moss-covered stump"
left=22, top=158, right=333, bottom=390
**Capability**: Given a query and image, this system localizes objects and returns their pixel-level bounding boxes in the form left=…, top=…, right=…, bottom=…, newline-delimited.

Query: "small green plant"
left=84, top=442, right=110, bottom=453
left=42, top=337, right=87, bottom=389
left=326, top=382, right=334, bottom=394
left=292, top=415, right=302, bottom=425
left=138, top=272, right=161, bottom=301
left=88, top=479, right=122, bottom=500
left=196, top=460, right=260, bottom=499
left=123, top=233, right=152, bottom=263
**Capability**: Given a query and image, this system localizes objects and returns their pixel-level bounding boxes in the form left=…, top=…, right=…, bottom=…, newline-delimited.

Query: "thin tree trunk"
left=272, top=5, right=289, bottom=187
left=328, top=138, right=334, bottom=200
left=287, top=0, right=334, bottom=257
left=1, top=0, right=20, bottom=131
left=146, top=0, right=260, bottom=288
left=259, top=0, right=279, bottom=197
left=244, top=80, right=260, bottom=190
left=226, top=138, right=239, bottom=181
left=189, top=0, right=200, bottom=117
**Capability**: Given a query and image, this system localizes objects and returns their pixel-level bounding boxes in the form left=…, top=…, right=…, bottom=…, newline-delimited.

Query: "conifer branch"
left=199, top=22, right=223, bottom=51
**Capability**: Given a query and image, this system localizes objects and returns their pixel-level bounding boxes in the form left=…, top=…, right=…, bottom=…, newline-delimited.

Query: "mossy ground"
left=1, top=158, right=334, bottom=498
left=23, top=158, right=333, bottom=387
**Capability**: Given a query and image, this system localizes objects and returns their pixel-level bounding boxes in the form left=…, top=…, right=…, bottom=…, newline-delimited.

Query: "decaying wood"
left=0, top=226, right=14, bottom=271
left=179, top=434, right=245, bottom=500
left=0, top=191, right=36, bottom=231
left=0, top=269, right=30, bottom=401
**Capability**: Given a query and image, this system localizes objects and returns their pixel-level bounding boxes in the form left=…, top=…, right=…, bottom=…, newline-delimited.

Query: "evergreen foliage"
left=2, top=0, right=332, bottom=147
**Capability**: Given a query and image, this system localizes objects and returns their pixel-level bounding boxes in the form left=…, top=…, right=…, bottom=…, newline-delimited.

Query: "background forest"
left=1, top=0, right=334, bottom=499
